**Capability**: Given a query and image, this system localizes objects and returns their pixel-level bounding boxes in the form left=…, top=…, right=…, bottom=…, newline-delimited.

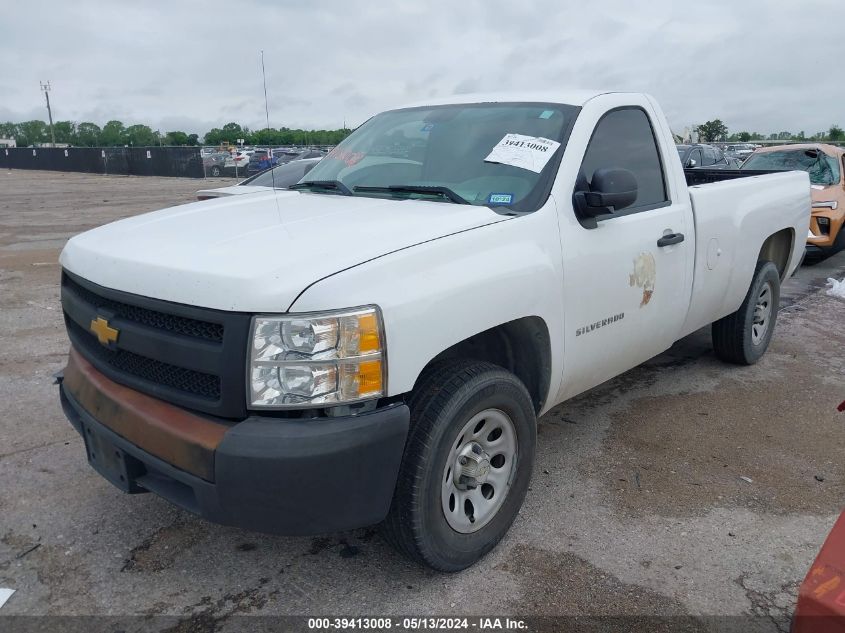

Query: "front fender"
left=288, top=204, right=565, bottom=406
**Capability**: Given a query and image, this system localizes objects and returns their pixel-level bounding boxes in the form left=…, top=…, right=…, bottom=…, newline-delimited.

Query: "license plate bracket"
left=83, top=425, right=146, bottom=493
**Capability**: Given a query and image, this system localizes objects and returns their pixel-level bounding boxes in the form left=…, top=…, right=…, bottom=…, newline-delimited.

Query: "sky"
left=1, top=0, right=842, bottom=137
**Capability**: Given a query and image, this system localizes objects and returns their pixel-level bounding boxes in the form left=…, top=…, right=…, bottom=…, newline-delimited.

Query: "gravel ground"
left=1, top=170, right=844, bottom=632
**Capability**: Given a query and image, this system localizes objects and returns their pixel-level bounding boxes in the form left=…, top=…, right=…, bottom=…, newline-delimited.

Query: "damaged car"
left=742, top=144, right=845, bottom=256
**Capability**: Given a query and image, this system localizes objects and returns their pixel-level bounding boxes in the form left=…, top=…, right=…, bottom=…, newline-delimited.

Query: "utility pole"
left=40, top=81, right=56, bottom=146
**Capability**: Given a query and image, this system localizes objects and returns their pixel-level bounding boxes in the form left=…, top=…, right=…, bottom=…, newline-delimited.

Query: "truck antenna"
left=260, top=50, right=276, bottom=191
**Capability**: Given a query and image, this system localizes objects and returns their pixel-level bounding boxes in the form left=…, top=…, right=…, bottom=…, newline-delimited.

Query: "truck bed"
left=684, top=168, right=783, bottom=186
left=680, top=170, right=810, bottom=338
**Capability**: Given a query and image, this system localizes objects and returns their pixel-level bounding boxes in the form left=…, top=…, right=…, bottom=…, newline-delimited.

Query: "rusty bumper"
left=60, top=346, right=410, bottom=535
left=63, top=348, right=227, bottom=480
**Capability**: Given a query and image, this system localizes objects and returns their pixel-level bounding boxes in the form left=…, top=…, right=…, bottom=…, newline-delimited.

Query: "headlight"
left=248, top=306, right=385, bottom=408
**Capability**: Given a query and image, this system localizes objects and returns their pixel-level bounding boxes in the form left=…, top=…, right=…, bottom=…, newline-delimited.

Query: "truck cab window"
left=701, top=147, right=716, bottom=166
left=578, top=108, right=668, bottom=210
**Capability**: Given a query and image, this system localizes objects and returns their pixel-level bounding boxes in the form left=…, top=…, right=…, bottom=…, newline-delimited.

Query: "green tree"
left=695, top=119, right=728, bottom=143
left=696, top=120, right=729, bottom=143
left=829, top=125, right=844, bottom=142
left=100, top=120, right=126, bottom=146
left=124, top=124, right=157, bottom=146
left=52, top=121, right=76, bottom=144
left=0, top=122, right=17, bottom=140
left=75, top=122, right=101, bottom=146
left=164, top=130, right=199, bottom=146
left=16, top=120, right=49, bottom=146
left=203, top=123, right=248, bottom=146
left=221, top=122, right=246, bottom=143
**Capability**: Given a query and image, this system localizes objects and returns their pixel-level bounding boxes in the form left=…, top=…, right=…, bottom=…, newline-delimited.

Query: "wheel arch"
left=413, top=316, right=552, bottom=414
left=758, top=227, right=794, bottom=280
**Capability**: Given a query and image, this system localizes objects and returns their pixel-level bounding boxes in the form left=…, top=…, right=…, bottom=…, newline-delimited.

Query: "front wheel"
left=712, top=260, right=780, bottom=364
left=209, top=166, right=221, bottom=177
left=381, top=360, right=536, bottom=571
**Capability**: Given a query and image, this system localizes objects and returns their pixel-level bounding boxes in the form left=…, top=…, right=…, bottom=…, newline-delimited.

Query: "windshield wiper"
left=354, top=185, right=469, bottom=205
left=289, top=180, right=353, bottom=196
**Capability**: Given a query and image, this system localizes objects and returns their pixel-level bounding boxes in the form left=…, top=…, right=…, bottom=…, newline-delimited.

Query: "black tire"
left=831, top=226, right=845, bottom=254
left=210, top=166, right=221, bottom=177
left=712, top=260, right=780, bottom=365
left=381, top=360, right=536, bottom=572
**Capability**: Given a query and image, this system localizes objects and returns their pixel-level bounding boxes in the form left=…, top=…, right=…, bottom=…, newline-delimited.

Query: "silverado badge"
left=89, top=316, right=119, bottom=346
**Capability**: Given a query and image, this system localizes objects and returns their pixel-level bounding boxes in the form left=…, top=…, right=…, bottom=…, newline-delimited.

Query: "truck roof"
left=396, top=89, right=624, bottom=110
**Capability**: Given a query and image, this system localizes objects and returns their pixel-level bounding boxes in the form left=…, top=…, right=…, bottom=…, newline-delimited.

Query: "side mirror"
left=686, top=158, right=697, bottom=168
left=573, top=167, right=638, bottom=226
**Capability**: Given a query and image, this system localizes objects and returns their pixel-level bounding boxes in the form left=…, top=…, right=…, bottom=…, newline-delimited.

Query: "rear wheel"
left=381, top=360, right=536, bottom=571
left=712, top=260, right=780, bottom=364
left=210, top=165, right=221, bottom=177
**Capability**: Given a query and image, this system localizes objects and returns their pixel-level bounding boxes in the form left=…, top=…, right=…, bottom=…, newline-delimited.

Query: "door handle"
left=657, top=232, right=685, bottom=247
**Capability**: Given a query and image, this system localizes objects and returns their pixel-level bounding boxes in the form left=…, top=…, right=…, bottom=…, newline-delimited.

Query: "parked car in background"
left=196, top=157, right=321, bottom=199
left=676, top=144, right=736, bottom=169
left=742, top=144, right=845, bottom=256
left=247, top=149, right=273, bottom=175
left=725, top=144, right=755, bottom=161
left=202, top=152, right=229, bottom=177
left=247, top=149, right=326, bottom=175
left=225, top=149, right=253, bottom=173
left=277, top=148, right=325, bottom=164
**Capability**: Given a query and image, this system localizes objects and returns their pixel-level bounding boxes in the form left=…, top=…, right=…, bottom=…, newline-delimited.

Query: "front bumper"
left=60, top=349, right=410, bottom=535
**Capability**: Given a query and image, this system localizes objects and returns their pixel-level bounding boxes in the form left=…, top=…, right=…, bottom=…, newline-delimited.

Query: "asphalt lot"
left=1, top=170, right=844, bottom=631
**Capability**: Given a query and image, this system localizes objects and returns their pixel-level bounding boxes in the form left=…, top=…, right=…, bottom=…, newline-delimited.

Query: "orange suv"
left=742, top=144, right=845, bottom=256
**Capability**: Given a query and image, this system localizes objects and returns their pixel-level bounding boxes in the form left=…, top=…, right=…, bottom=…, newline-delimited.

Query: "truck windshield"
left=297, top=102, right=579, bottom=212
left=742, top=149, right=841, bottom=186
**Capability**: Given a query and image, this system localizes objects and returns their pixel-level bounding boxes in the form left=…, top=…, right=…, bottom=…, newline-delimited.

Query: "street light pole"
left=40, top=81, right=56, bottom=146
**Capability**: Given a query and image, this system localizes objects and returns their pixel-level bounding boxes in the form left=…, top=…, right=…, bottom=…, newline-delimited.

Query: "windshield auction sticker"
left=484, top=134, right=561, bottom=173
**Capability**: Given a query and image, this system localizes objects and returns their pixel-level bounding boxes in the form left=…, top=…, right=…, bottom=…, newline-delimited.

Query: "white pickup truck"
left=57, top=90, right=810, bottom=571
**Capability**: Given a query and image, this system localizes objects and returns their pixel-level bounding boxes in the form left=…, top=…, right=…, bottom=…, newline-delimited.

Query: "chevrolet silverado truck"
left=57, top=91, right=810, bottom=571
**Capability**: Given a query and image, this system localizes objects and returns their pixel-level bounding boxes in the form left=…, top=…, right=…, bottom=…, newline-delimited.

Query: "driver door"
left=558, top=106, right=694, bottom=400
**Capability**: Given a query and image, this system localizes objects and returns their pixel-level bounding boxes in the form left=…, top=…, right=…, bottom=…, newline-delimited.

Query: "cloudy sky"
left=1, top=0, right=842, bottom=137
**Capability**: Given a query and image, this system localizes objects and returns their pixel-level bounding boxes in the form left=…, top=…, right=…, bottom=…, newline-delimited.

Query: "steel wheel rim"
left=752, top=281, right=773, bottom=345
left=441, top=408, right=518, bottom=534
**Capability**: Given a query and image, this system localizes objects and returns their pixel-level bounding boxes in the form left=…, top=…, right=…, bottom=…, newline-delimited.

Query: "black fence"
left=0, top=146, right=203, bottom=178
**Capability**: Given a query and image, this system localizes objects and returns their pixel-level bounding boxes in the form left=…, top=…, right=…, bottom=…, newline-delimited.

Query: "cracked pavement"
left=1, top=171, right=844, bottom=631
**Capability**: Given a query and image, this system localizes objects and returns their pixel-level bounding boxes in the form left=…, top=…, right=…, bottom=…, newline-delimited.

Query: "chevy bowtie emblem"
left=90, top=316, right=119, bottom=346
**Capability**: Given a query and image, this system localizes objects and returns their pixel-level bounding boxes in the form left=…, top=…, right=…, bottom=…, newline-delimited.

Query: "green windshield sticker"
left=539, top=110, right=554, bottom=119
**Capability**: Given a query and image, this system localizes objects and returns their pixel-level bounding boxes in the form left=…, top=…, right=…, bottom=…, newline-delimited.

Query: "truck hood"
left=60, top=190, right=508, bottom=312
